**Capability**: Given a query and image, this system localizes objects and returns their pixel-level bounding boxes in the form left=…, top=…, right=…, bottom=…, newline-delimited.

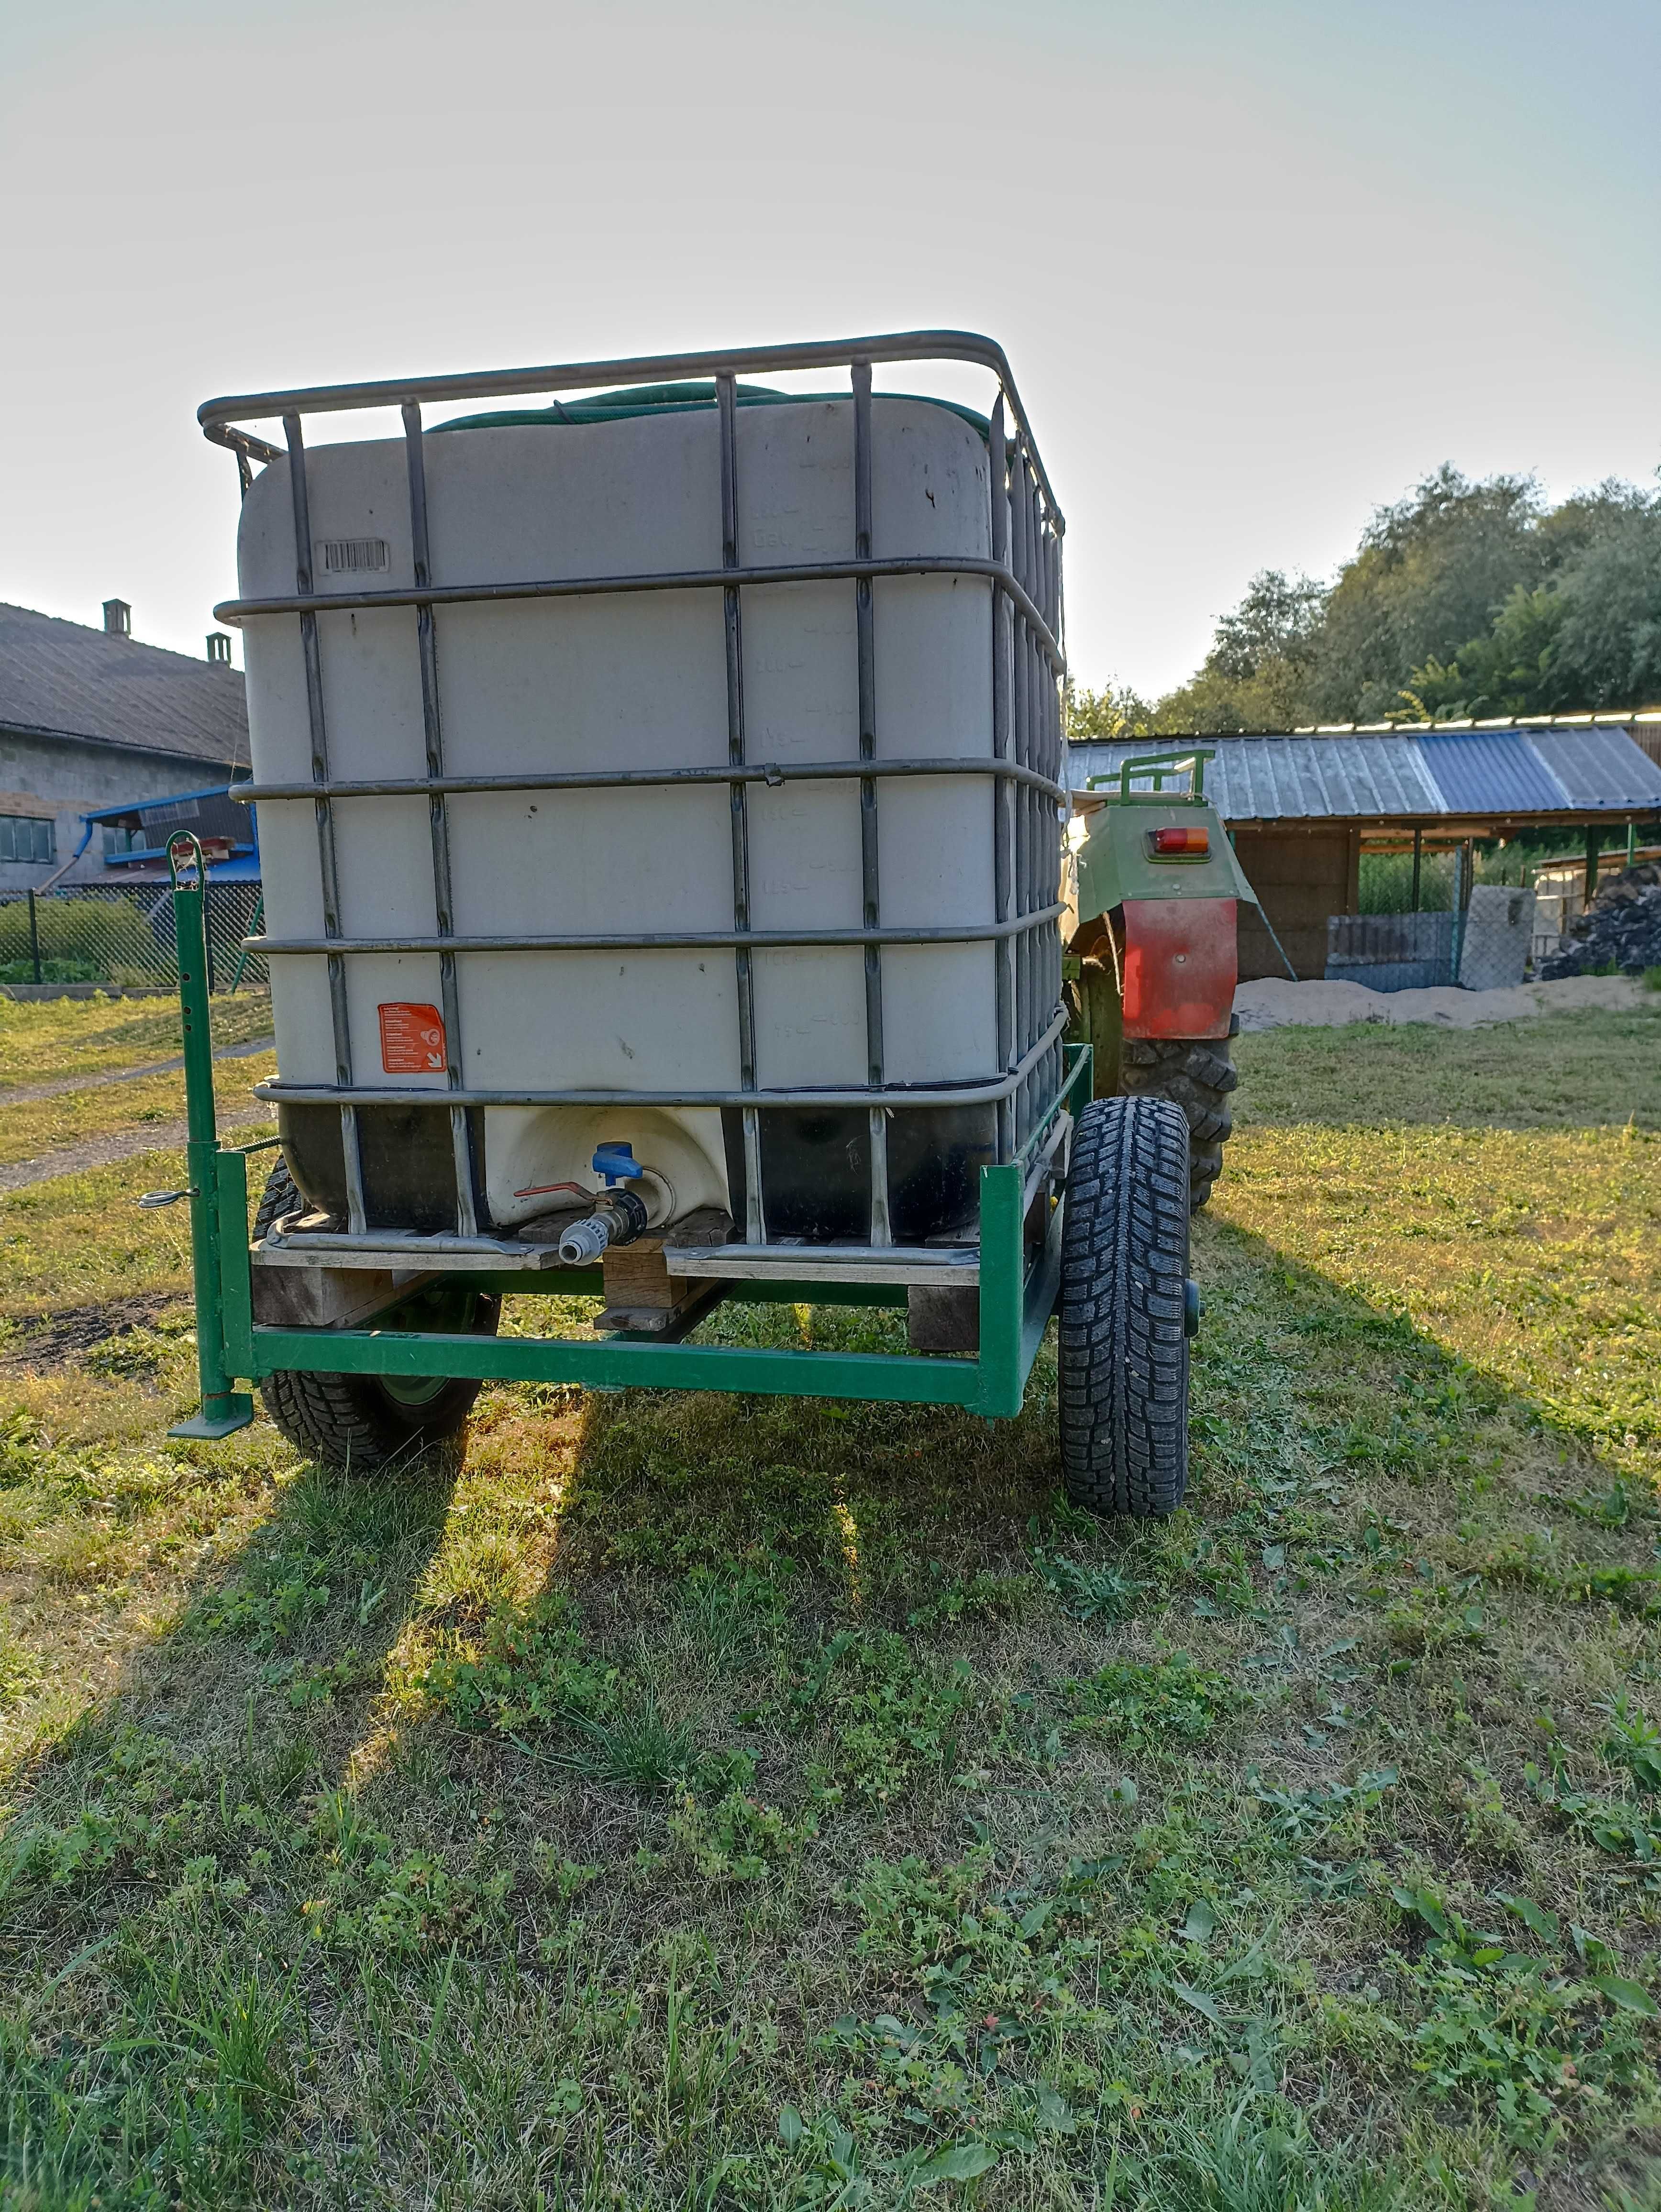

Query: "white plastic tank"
left=236, top=378, right=1061, bottom=1244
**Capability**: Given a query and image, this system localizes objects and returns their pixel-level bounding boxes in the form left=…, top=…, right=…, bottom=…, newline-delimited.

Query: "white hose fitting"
left=557, top=1215, right=611, bottom=1265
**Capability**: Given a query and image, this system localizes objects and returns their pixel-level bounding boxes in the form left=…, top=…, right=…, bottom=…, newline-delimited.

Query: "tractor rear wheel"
left=1118, top=1019, right=1239, bottom=1210
left=1057, top=1095, right=1191, bottom=1518
left=254, top=1159, right=499, bottom=1473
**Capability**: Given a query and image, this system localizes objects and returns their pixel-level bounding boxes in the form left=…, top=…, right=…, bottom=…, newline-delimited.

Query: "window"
left=0, top=815, right=55, bottom=864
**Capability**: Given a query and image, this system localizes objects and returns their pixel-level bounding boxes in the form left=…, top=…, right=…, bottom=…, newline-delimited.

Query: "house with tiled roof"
left=0, top=600, right=248, bottom=890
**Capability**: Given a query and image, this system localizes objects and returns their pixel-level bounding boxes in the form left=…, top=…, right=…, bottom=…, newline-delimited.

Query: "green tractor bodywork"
left=1065, top=749, right=1260, bottom=1206
left=1071, top=750, right=1257, bottom=929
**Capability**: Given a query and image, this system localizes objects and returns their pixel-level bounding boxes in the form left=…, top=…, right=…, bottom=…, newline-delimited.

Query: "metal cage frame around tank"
left=202, top=331, right=1069, bottom=1256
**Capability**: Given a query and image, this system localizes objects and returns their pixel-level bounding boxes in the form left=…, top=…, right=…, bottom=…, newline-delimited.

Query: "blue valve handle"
left=592, top=1141, right=638, bottom=1187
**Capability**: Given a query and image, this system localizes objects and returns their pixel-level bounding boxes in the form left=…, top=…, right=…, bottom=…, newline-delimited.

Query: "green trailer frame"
left=164, top=843, right=1088, bottom=1443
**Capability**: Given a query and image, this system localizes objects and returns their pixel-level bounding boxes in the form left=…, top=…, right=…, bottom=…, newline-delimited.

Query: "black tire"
left=253, top=1153, right=314, bottom=1241
left=253, top=1159, right=499, bottom=1473
left=1119, top=1029, right=1238, bottom=1211
left=1057, top=1095, right=1191, bottom=1517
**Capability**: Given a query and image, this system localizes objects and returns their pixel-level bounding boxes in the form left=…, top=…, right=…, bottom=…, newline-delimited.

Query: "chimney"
left=103, top=599, right=131, bottom=637
left=206, top=632, right=233, bottom=665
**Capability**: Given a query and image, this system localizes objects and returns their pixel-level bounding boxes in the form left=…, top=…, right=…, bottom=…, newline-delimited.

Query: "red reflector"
left=1149, top=826, right=1210, bottom=856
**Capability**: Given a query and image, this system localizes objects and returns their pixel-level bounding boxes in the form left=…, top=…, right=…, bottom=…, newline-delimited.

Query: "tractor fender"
left=1121, top=897, right=1237, bottom=1040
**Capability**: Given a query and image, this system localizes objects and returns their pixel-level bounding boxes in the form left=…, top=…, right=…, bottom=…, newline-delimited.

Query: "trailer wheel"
left=1057, top=1095, right=1191, bottom=1517
left=253, top=1160, right=499, bottom=1473
left=1118, top=1025, right=1238, bottom=1211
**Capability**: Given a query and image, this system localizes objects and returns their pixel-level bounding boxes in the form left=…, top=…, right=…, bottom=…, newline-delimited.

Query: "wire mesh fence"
left=1326, top=911, right=1455, bottom=991
left=1326, top=886, right=1538, bottom=992
left=0, top=882, right=266, bottom=993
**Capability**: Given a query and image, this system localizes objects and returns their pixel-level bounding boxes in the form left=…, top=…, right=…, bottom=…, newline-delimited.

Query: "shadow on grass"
left=0, top=1215, right=1640, bottom=1883
left=0, top=1222, right=1652, bottom=2205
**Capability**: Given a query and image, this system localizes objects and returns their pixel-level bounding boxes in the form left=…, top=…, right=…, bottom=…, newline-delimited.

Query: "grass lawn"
left=0, top=1000, right=1659, bottom=2208
left=0, top=991, right=272, bottom=1091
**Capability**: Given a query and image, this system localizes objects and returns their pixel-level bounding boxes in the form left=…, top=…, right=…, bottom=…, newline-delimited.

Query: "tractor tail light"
left=1149, top=826, right=1210, bottom=857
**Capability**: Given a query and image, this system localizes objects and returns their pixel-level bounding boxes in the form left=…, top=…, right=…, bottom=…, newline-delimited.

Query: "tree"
left=1065, top=679, right=1154, bottom=741
left=1083, top=460, right=1661, bottom=733
left=1208, top=569, right=1327, bottom=681
left=1404, top=480, right=1661, bottom=718
left=1145, top=570, right=1328, bottom=734
left=1305, top=465, right=1547, bottom=721
left=1405, top=585, right=1571, bottom=719
left=1548, top=492, right=1661, bottom=706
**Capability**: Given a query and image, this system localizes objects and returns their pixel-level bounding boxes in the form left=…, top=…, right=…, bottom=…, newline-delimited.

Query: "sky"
left=2, top=0, right=1658, bottom=700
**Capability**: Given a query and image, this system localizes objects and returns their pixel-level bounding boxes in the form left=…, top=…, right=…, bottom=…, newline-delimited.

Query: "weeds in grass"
left=1601, top=1695, right=1661, bottom=1791
left=302, top=1836, right=510, bottom=1957
left=0, top=1005, right=1656, bottom=2201
left=1391, top=1884, right=1657, bottom=2146
left=1063, top=1653, right=1242, bottom=1747
left=792, top=1630, right=981, bottom=1804
left=550, top=1695, right=699, bottom=1790
left=1252, top=1767, right=1397, bottom=1846
left=1146, top=2108, right=1410, bottom=2212
left=906, top=1565, right=1037, bottom=1631
left=1525, top=1759, right=1661, bottom=1873
left=669, top=1768, right=816, bottom=1881
left=422, top=1593, right=617, bottom=1736
left=1031, top=1545, right=1144, bottom=1620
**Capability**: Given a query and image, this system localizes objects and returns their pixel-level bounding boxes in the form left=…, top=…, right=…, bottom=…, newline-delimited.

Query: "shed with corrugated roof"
left=1066, top=718, right=1661, bottom=981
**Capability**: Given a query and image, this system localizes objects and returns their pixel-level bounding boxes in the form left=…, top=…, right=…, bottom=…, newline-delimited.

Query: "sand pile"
left=1234, top=973, right=1649, bottom=1032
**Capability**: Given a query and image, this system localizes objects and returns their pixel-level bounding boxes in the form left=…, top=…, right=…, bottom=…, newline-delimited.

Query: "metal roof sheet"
left=1417, top=731, right=1567, bottom=815
left=1522, top=727, right=1661, bottom=810
left=1067, top=736, right=1444, bottom=820
left=1066, top=728, right=1661, bottom=821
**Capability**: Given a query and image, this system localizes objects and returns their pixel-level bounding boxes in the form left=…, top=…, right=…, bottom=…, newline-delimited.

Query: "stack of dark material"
left=1538, top=862, right=1661, bottom=978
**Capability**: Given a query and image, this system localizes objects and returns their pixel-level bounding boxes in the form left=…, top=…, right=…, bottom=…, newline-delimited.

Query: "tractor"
left=1064, top=748, right=1259, bottom=1212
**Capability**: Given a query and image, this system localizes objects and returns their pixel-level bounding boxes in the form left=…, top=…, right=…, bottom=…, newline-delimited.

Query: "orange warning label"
left=378, top=1002, right=446, bottom=1074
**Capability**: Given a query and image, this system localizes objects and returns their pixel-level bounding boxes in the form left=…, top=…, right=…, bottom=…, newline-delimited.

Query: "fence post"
left=204, top=880, right=218, bottom=996
left=1451, top=841, right=1471, bottom=983
left=26, top=891, right=41, bottom=985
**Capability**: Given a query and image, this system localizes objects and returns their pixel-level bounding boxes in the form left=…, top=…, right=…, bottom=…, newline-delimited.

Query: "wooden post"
left=1410, top=827, right=1422, bottom=912
left=1584, top=825, right=1599, bottom=909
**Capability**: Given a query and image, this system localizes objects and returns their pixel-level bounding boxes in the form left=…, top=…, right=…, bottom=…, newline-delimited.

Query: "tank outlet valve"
left=557, top=1215, right=609, bottom=1264
left=557, top=1186, right=650, bottom=1265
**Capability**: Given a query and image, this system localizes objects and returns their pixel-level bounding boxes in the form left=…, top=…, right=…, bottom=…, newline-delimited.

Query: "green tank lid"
left=434, top=379, right=991, bottom=438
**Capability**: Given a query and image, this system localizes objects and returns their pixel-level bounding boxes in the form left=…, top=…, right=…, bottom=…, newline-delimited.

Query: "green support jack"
left=165, top=836, right=255, bottom=1442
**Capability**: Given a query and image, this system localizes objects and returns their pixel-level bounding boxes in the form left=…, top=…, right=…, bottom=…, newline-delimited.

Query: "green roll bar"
left=1085, top=748, right=1216, bottom=802
left=162, top=834, right=1086, bottom=1437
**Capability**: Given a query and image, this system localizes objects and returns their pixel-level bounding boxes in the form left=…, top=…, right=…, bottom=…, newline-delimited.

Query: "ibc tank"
left=221, top=339, right=1066, bottom=1252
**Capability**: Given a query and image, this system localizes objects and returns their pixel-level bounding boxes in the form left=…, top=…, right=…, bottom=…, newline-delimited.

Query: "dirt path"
left=0, top=1116, right=276, bottom=1195
left=0, top=1033, right=274, bottom=1106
